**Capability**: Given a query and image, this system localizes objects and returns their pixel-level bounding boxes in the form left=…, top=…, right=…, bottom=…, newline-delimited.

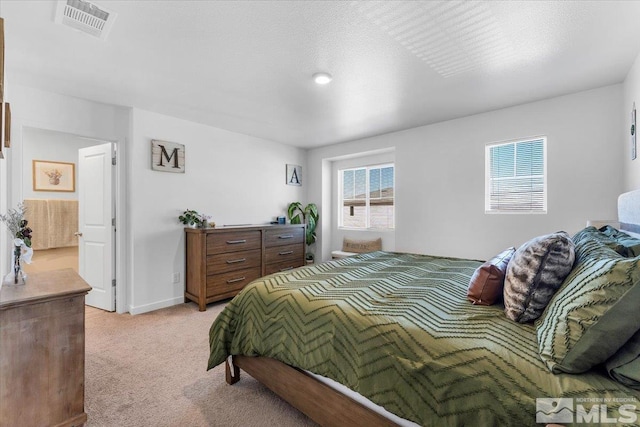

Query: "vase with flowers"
left=1, top=202, right=34, bottom=286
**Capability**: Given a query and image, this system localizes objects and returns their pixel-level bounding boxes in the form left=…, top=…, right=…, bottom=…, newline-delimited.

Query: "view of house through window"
left=340, top=164, right=395, bottom=229
left=485, top=137, right=547, bottom=213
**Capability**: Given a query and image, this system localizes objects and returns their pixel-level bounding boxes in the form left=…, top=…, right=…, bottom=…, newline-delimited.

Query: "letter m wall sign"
left=151, top=140, right=185, bottom=173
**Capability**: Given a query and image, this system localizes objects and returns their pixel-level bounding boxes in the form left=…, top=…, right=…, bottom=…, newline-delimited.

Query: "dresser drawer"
left=265, top=259, right=304, bottom=275
left=206, top=267, right=261, bottom=298
left=187, top=225, right=306, bottom=311
left=207, top=249, right=261, bottom=275
left=207, top=230, right=261, bottom=254
left=265, top=227, right=304, bottom=247
left=265, top=243, right=303, bottom=264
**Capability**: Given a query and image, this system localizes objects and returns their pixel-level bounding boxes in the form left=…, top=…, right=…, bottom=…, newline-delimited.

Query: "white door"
left=78, top=143, right=114, bottom=311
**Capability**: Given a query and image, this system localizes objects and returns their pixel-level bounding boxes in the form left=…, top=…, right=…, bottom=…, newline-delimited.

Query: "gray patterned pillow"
left=503, top=232, right=575, bottom=323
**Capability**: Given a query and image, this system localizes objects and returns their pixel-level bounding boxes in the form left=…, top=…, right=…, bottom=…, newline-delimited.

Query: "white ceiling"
left=3, top=0, right=640, bottom=148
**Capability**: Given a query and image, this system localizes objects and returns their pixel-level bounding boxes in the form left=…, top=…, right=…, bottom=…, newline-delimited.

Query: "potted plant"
left=179, top=209, right=209, bottom=228
left=287, top=202, right=319, bottom=263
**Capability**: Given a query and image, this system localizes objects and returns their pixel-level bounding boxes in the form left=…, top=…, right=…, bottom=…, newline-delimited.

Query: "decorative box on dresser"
left=185, top=224, right=305, bottom=311
left=0, top=268, right=91, bottom=427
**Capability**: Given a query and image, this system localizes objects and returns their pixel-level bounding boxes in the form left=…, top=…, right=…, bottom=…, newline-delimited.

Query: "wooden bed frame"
left=225, top=355, right=400, bottom=427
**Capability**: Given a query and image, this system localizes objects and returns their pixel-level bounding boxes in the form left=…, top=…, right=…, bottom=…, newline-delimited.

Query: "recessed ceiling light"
left=313, top=72, right=332, bottom=85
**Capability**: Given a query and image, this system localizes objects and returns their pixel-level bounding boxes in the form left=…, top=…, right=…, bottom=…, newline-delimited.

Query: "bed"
left=207, top=190, right=640, bottom=426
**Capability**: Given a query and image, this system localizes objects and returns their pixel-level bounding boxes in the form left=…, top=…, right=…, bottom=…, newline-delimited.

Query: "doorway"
left=20, top=127, right=116, bottom=311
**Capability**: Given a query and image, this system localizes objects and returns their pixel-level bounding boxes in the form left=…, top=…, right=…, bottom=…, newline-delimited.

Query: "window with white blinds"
left=485, top=137, right=547, bottom=213
left=340, top=164, right=395, bottom=229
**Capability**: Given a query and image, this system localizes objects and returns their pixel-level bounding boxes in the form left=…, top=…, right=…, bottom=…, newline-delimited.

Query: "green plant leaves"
left=287, top=202, right=303, bottom=224
left=287, top=202, right=318, bottom=246
left=179, top=209, right=202, bottom=225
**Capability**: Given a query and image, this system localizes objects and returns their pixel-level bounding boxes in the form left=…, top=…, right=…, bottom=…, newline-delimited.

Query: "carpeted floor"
left=85, top=301, right=317, bottom=426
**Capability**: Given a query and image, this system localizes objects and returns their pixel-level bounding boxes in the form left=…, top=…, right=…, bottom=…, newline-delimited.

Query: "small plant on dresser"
left=179, top=209, right=210, bottom=228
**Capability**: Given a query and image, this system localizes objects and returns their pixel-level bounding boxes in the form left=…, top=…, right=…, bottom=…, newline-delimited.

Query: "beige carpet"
left=85, top=302, right=317, bottom=427
left=23, top=247, right=78, bottom=274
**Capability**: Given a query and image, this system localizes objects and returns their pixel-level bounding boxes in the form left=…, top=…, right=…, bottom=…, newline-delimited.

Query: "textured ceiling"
left=3, top=1, right=640, bottom=148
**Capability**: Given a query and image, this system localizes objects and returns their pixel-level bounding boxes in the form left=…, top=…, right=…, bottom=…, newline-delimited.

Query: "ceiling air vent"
left=55, top=0, right=117, bottom=40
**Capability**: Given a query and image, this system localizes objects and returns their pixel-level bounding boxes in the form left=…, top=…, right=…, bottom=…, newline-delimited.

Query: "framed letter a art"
left=286, top=164, right=302, bottom=186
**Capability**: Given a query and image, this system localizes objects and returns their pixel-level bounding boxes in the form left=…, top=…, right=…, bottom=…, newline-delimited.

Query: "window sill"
left=338, top=227, right=395, bottom=232
left=484, top=210, right=547, bottom=215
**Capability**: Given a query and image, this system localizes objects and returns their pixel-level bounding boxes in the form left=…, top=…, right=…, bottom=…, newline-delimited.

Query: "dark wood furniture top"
left=0, top=268, right=91, bottom=308
left=0, top=269, right=91, bottom=427
left=185, top=224, right=305, bottom=311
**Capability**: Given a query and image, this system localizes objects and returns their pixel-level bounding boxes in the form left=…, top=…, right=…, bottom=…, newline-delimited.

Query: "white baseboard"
left=128, top=296, right=185, bottom=315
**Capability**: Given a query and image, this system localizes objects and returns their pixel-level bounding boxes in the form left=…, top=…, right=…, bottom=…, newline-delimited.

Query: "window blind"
left=486, top=137, right=546, bottom=213
left=340, top=164, right=395, bottom=229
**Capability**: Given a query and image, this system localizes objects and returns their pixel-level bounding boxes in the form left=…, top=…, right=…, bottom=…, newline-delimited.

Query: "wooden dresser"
left=185, top=224, right=305, bottom=311
left=0, top=269, right=91, bottom=427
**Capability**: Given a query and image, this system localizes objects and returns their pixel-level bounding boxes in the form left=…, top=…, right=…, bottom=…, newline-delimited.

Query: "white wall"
left=309, top=85, right=624, bottom=261
left=2, top=85, right=128, bottom=305
left=5, top=82, right=626, bottom=313
left=22, top=127, right=100, bottom=200
left=623, top=52, right=640, bottom=192
left=128, top=108, right=306, bottom=314
left=4, top=85, right=307, bottom=315
left=7, top=85, right=125, bottom=206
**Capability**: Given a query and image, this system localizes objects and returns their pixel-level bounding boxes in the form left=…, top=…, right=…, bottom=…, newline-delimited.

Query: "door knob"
left=74, top=232, right=83, bottom=237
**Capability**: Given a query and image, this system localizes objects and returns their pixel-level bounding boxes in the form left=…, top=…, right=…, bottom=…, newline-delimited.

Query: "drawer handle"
left=227, top=277, right=246, bottom=284
left=226, top=258, right=246, bottom=264
left=278, top=235, right=294, bottom=239
left=226, top=239, right=247, bottom=244
left=279, top=250, right=294, bottom=256
left=280, top=267, right=294, bottom=272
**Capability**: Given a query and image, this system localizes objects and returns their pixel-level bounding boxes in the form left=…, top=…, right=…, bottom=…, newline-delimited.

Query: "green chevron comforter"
left=207, top=251, right=639, bottom=426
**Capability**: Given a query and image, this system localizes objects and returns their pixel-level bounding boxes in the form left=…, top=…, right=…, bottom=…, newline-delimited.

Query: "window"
left=485, top=137, right=546, bottom=213
left=340, top=164, right=394, bottom=229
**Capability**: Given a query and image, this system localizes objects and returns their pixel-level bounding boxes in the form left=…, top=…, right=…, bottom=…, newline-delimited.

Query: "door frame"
left=7, top=119, right=128, bottom=313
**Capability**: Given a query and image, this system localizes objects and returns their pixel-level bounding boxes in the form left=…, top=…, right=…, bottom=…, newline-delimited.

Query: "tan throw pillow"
left=467, top=247, right=516, bottom=305
left=342, top=237, right=382, bottom=253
